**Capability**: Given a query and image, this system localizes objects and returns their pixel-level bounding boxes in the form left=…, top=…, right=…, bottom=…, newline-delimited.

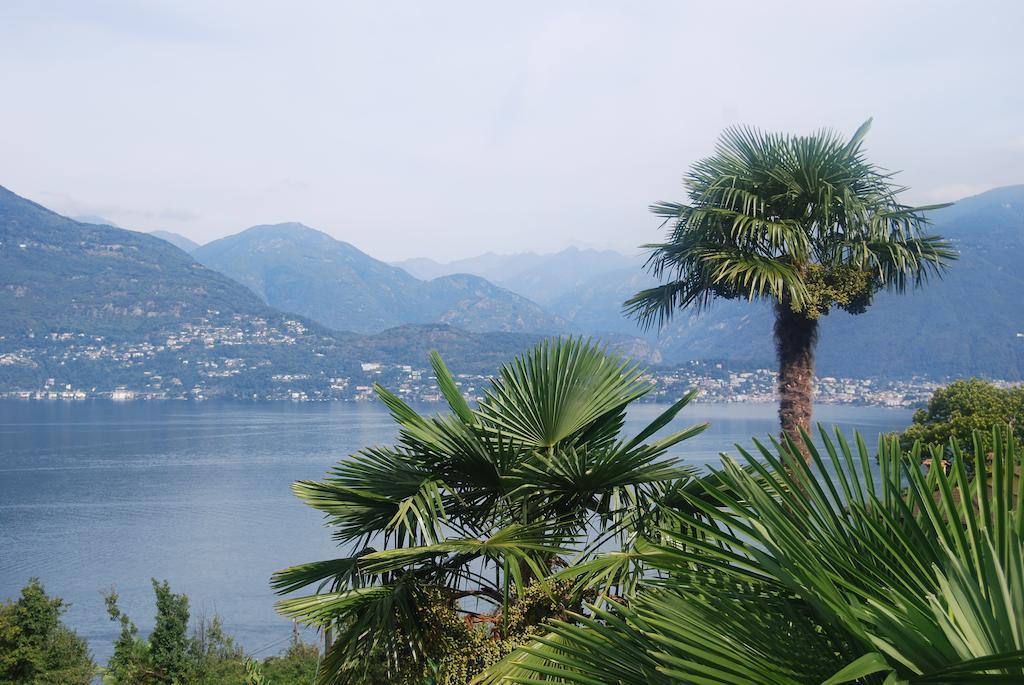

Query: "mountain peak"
left=192, top=223, right=560, bottom=335
left=234, top=222, right=327, bottom=239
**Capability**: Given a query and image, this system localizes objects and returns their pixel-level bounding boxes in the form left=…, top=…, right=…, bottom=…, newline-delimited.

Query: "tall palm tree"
left=272, top=338, right=709, bottom=684
left=625, top=120, right=956, bottom=450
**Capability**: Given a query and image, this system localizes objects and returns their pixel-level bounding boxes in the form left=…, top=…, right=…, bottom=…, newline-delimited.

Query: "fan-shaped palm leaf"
left=486, top=427, right=1024, bottom=684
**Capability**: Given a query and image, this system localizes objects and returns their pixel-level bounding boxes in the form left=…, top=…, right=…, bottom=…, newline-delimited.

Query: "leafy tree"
left=187, top=614, right=247, bottom=684
left=0, top=579, right=95, bottom=684
left=901, top=378, right=1024, bottom=454
left=626, top=120, right=955, bottom=451
left=103, top=589, right=150, bottom=684
left=148, top=580, right=190, bottom=683
left=485, top=427, right=1024, bottom=683
left=103, top=580, right=190, bottom=684
left=273, top=338, right=710, bottom=684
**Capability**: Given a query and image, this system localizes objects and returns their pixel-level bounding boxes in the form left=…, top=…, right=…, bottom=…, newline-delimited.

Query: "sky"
left=1, top=1, right=1022, bottom=262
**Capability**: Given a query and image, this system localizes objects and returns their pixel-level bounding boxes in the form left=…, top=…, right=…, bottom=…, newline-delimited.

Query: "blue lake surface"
left=0, top=399, right=912, bottom=662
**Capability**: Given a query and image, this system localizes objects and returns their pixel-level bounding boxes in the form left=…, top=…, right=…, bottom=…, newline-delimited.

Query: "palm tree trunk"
left=774, top=302, right=818, bottom=458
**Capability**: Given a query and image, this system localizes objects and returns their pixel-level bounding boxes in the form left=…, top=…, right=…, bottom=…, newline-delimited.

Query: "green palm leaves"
left=273, top=338, right=708, bottom=684
left=484, top=427, right=1024, bottom=684
left=626, top=119, right=957, bottom=328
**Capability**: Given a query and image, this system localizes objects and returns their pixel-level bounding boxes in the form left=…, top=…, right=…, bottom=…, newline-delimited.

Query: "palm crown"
left=625, top=119, right=957, bottom=327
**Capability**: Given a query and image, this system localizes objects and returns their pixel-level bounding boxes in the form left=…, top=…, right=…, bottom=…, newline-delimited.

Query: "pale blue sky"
left=1, top=1, right=1021, bottom=260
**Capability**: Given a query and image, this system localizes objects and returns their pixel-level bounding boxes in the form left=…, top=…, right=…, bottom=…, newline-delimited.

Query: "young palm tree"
left=272, top=338, right=709, bottom=684
left=625, top=120, right=956, bottom=450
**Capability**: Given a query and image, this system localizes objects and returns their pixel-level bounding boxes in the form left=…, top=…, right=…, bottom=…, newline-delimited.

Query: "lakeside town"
left=0, top=355, right=961, bottom=408
left=4, top=318, right=1019, bottom=407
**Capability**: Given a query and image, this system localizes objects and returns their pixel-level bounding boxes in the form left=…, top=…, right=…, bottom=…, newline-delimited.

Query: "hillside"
left=0, top=187, right=545, bottom=397
left=3, top=182, right=1020, bottom=394
left=1, top=187, right=275, bottom=340
left=194, top=223, right=561, bottom=334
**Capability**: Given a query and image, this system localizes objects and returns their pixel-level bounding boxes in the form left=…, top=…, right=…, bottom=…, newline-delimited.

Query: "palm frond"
left=476, top=338, right=650, bottom=449
left=488, top=427, right=1024, bottom=683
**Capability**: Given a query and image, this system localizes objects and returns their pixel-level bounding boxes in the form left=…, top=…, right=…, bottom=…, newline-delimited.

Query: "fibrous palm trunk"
left=774, top=302, right=818, bottom=459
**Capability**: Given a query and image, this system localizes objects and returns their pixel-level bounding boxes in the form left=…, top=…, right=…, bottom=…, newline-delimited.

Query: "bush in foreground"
left=103, top=579, right=319, bottom=685
left=0, top=579, right=95, bottom=684
left=901, top=378, right=1023, bottom=455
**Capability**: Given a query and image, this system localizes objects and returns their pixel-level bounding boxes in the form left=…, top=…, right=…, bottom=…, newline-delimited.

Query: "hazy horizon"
left=2, top=1, right=1022, bottom=261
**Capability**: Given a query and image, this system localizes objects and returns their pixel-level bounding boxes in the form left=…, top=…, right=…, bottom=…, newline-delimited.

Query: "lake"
left=0, top=399, right=912, bottom=662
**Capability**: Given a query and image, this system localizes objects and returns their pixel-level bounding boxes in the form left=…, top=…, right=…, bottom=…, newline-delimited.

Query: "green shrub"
left=901, top=378, right=1023, bottom=454
left=0, top=579, right=96, bottom=685
left=103, top=580, right=319, bottom=685
left=260, top=641, right=320, bottom=684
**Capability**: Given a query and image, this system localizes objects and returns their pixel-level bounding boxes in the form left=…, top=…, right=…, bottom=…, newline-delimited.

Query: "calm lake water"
left=0, top=399, right=911, bottom=662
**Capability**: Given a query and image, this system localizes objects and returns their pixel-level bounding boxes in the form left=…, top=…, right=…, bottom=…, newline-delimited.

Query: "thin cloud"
left=1, top=1, right=1021, bottom=261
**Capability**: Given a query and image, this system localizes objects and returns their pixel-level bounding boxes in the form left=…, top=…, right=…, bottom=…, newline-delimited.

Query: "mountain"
left=150, top=230, right=200, bottom=253
left=5, top=181, right=1020, bottom=394
left=550, top=185, right=1024, bottom=379
left=496, top=247, right=643, bottom=305
left=194, top=223, right=561, bottom=334
left=395, top=247, right=641, bottom=305
left=0, top=186, right=566, bottom=397
left=2, top=187, right=273, bottom=339
left=394, top=251, right=546, bottom=282
left=0, top=185, right=371, bottom=393
left=349, top=324, right=542, bottom=370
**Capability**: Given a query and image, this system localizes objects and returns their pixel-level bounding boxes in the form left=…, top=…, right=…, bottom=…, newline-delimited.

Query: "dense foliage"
left=101, top=579, right=319, bottom=685
left=274, top=338, right=711, bottom=684
left=901, top=379, right=1023, bottom=453
left=0, top=579, right=95, bottom=684
left=483, top=427, right=1024, bottom=683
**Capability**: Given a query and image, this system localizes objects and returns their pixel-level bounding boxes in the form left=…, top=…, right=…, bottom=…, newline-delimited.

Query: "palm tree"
left=482, top=426, right=1024, bottom=683
left=272, top=338, right=709, bottom=684
left=625, top=120, right=956, bottom=450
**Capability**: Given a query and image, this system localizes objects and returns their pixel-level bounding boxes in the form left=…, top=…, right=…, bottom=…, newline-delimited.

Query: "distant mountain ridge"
left=194, top=223, right=562, bottom=334
left=150, top=230, right=200, bottom=254
left=397, top=186, right=1024, bottom=380
left=394, top=247, right=642, bottom=305
left=3, top=182, right=1021, bottom=391
left=0, top=186, right=553, bottom=397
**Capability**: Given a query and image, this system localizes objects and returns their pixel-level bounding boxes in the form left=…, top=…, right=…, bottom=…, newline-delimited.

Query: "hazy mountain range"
left=0, top=187, right=545, bottom=396
left=395, top=187, right=1024, bottom=379
left=394, top=247, right=643, bottom=305
left=192, top=223, right=560, bottom=334
left=2, top=183, right=1022, bottom=395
